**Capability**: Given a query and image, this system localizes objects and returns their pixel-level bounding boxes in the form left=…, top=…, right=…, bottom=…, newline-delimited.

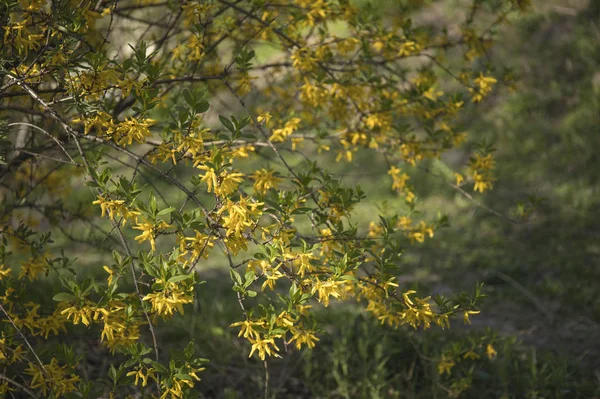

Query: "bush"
left=0, top=0, right=529, bottom=397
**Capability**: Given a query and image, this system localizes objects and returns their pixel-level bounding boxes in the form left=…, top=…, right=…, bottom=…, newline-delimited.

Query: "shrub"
left=0, top=0, right=529, bottom=397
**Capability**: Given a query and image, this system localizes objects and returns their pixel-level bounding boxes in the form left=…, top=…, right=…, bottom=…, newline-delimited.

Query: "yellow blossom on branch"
left=143, top=280, right=194, bottom=317
left=133, top=219, right=170, bottom=251
left=252, top=168, right=282, bottom=194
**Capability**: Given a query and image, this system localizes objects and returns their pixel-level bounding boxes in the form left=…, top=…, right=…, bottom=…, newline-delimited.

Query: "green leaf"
left=291, top=207, right=312, bottom=215
left=184, top=339, right=196, bottom=359
left=167, top=274, right=191, bottom=284
left=157, top=207, right=175, bottom=216
left=219, top=115, right=236, bottom=133
left=174, top=373, right=193, bottom=381
left=183, top=89, right=194, bottom=107
left=196, top=101, right=210, bottom=113
left=229, top=268, right=242, bottom=285
left=53, top=293, right=76, bottom=302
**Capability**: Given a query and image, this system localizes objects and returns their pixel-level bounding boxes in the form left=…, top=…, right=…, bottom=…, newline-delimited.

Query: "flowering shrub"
left=0, top=0, right=529, bottom=397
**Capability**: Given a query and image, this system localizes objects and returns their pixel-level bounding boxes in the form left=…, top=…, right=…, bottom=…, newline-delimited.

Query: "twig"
left=0, top=303, right=47, bottom=376
left=7, top=122, right=77, bottom=165
left=263, top=359, right=270, bottom=399
left=0, top=374, right=38, bottom=399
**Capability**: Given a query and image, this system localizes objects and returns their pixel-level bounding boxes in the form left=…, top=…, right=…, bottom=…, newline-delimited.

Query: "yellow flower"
left=470, top=73, right=497, bottom=103
left=103, top=265, right=115, bottom=286
left=463, top=309, right=480, bottom=324
left=149, top=144, right=178, bottom=165
left=0, top=264, right=11, bottom=280
left=112, top=117, right=155, bottom=146
left=217, top=197, right=263, bottom=240
left=92, top=196, right=140, bottom=225
left=422, top=86, right=444, bottom=101
left=252, top=168, right=282, bottom=194
left=230, top=319, right=264, bottom=339
left=388, top=166, right=410, bottom=192
left=398, top=40, right=420, bottom=57
left=472, top=171, right=495, bottom=193
left=463, top=350, right=480, bottom=360
left=182, top=231, right=214, bottom=263
left=257, top=112, right=272, bottom=125
left=248, top=335, right=281, bottom=360
left=261, top=269, right=284, bottom=291
left=454, top=172, right=464, bottom=186
left=270, top=117, right=301, bottom=142
left=18, top=257, right=47, bottom=281
left=311, top=279, right=345, bottom=307
left=127, top=367, right=155, bottom=387
left=229, top=144, right=255, bottom=160
left=486, top=344, right=497, bottom=359
left=438, top=354, right=455, bottom=375
left=24, top=358, right=80, bottom=396
left=197, top=165, right=244, bottom=197
left=143, top=280, right=193, bottom=317
left=61, top=305, right=108, bottom=327
left=133, top=219, right=170, bottom=251
left=288, top=328, right=320, bottom=350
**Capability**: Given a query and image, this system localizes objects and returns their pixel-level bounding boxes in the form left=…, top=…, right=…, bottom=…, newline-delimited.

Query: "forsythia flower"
left=423, top=86, right=444, bottom=101
left=103, top=265, right=115, bottom=286
left=470, top=73, right=497, bottom=103
left=24, top=358, right=80, bottom=396
left=406, top=221, right=434, bottom=243
left=133, top=219, right=170, bottom=251
left=230, top=318, right=265, bottom=339
left=143, top=280, right=194, bottom=317
left=127, top=367, right=156, bottom=387
left=388, top=166, right=410, bottom=192
left=18, top=257, right=47, bottom=281
left=270, top=117, right=301, bottom=142
left=454, top=172, right=464, bottom=186
left=398, top=40, right=420, bottom=56
left=252, top=168, right=282, bottom=194
left=197, top=165, right=244, bottom=197
left=0, top=264, right=10, bottom=280
left=249, top=334, right=281, bottom=360
left=112, top=117, right=155, bottom=145
left=61, top=305, right=109, bottom=327
left=438, top=354, right=455, bottom=375
left=181, top=231, right=214, bottom=263
left=463, top=349, right=480, bottom=360
left=288, top=327, right=320, bottom=349
left=469, top=153, right=496, bottom=193
left=257, top=112, right=272, bottom=125
left=486, top=343, right=497, bottom=359
left=463, top=309, right=480, bottom=324
left=217, top=197, right=263, bottom=239
left=311, top=279, right=346, bottom=307
left=92, top=196, right=140, bottom=226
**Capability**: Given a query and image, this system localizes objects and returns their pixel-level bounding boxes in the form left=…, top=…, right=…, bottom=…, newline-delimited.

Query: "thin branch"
left=0, top=302, right=47, bottom=376
left=7, top=122, right=77, bottom=165
left=0, top=374, right=38, bottom=399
